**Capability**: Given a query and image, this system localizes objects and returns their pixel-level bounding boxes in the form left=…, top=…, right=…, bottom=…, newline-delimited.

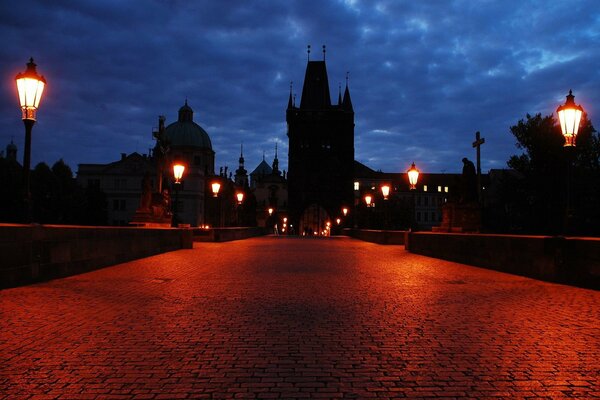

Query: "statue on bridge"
left=460, top=157, right=478, bottom=204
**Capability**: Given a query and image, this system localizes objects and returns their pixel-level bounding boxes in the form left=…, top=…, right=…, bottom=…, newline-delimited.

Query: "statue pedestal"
left=433, top=202, right=481, bottom=232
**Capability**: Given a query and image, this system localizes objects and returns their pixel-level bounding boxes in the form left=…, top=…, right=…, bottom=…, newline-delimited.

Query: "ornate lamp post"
left=364, top=194, right=372, bottom=228
left=172, top=163, right=185, bottom=227
left=211, top=181, right=221, bottom=227
left=15, top=58, right=46, bottom=222
left=235, top=191, right=244, bottom=226
left=407, top=162, right=420, bottom=230
left=557, top=90, right=584, bottom=233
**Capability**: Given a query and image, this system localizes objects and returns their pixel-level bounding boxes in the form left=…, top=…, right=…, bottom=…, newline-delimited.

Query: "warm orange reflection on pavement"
left=1, top=237, right=598, bottom=398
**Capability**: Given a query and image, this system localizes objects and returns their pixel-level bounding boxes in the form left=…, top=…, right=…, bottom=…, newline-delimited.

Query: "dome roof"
left=7, top=140, right=17, bottom=151
left=163, top=102, right=212, bottom=149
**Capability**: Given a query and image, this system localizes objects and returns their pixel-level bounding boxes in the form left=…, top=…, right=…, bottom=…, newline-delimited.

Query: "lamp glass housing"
left=15, top=58, right=46, bottom=121
left=236, top=192, right=244, bottom=204
left=173, top=164, right=185, bottom=183
left=211, top=182, right=221, bottom=197
left=381, top=184, right=390, bottom=199
left=557, top=90, right=583, bottom=147
left=364, top=195, right=372, bottom=206
left=407, top=162, right=420, bottom=190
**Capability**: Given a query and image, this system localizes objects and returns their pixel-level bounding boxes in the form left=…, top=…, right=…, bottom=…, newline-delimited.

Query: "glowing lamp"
left=16, top=58, right=46, bottom=121
left=173, top=163, right=185, bottom=184
left=381, top=184, right=390, bottom=200
left=236, top=192, right=244, bottom=204
left=342, top=207, right=348, bottom=217
left=407, top=162, right=420, bottom=190
left=211, top=182, right=221, bottom=197
left=557, top=90, right=584, bottom=147
left=364, top=194, right=372, bottom=207
left=336, top=218, right=341, bottom=225
left=268, top=207, right=274, bottom=216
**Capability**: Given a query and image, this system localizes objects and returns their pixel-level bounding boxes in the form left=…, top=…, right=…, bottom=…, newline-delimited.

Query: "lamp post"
left=407, top=162, right=420, bottom=231
left=172, top=163, right=185, bottom=227
left=364, top=194, right=372, bottom=228
left=15, top=58, right=46, bottom=222
left=557, top=90, right=584, bottom=233
left=211, top=181, right=221, bottom=227
left=236, top=191, right=244, bottom=226
left=381, top=184, right=391, bottom=229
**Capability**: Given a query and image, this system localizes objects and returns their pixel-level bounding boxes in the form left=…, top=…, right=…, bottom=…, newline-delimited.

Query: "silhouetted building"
left=287, top=56, right=354, bottom=234
left=77, top=152, right=154, bottom=226
left=250, top=147, right=288, bottom=228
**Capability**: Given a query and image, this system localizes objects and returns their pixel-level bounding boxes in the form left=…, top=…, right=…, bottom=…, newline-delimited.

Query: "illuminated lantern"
left=236, top=192, right=244, bottom=204
left=211, top=182, right=221, bottom=197
left=173, top=163, right=185, bottom=184
left=268, top=207, right=274, bottom=216
left=381, top=184, right=390, bottom=200
left=16, top=58, right=46, bottom=121
left=557, top=90, right=584, bottom=147
left=364, top=194, right=372, bottom=207
left=407, top=162, right=420, bottom=190
left=342, top=207, right=348, bottom=216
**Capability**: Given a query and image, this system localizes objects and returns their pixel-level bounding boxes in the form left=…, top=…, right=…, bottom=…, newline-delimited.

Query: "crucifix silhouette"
left=472, top=131, right=485, bottom=204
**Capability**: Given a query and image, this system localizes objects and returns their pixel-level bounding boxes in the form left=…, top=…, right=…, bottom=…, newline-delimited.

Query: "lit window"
left=437, top=186, right=442, bottom=192
left=354, top=181, right=359, bottom=191
left=444, top=186, right=449, bottom=193
left=423, top=185, right=428, bottom=192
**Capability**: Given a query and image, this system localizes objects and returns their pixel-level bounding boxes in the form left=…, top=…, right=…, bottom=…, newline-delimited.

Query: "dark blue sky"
left=0, top=0, right=598, bottom=175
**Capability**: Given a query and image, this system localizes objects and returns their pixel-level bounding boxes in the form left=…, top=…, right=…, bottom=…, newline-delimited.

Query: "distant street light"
left=211, top=182, right=221, bottom=197
left=268, top=207, right=274, bottom=216
left=342, top=207, right=348, bottom=217
left=407, top=162, right=420, bottom=231
left=15, top=58, right=46, bottom=222
left=381, top=184, right=390, bottom=200
left=171, top=163, right=185, bottom=227
left=236, top=191, right=244, bottom=204
left=557, top=90, right=584, bottom=147
left=407, top=162, right=420, bottom=190
left=364, top=194, right=372, bottom=207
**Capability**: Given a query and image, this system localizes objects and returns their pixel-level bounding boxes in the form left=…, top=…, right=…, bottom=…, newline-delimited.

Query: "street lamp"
left=364, top=194, right=372, bottom=207
left=268, top=207, right=274, bottom=216
left=557, top=90, right=583, bottom=147
left=407, top=162, right=420, bottom=231
left=342, top=207, right=348, bottom=217
left=236, top=191, right=244, bottom=204
left=557, top=90, right=584, bottom=233
left=211, top=182, right=221, bottom=197
left=407, top=162, right=420, bottom=190
left=15, top=58, right=46, bottom=222
left=172, top=163, right=185, bottom=227
left=381, top=184, right=390, bottom=200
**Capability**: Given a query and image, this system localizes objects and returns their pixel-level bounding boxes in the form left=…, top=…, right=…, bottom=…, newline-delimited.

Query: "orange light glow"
left=407, top=162, right=420, bottom=190
left=268, top=207, right=274, bottom=216
left=336, top=218, right=341, bottom=225
left=236, top=192, right=244, bottom=204
left=381, top=184, right=390, bottom=199
left=342, top=207, right=348, bottom=216
left=15, top=58, right=46, bottom=121
left=365, top=194, right=372, bottom=206
left=557, top=90, right=584, bottom=147
left=211, top=182, right=221, bottom=197
left=173, top=164, right=185, bottom=183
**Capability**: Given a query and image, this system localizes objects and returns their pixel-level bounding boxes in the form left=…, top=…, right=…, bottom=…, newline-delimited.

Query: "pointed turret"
left=338, top=83, right=342, bottom=106
left=342, top=82, right=353, bottom=111
left=272, top=143, right=280, bottom=175
left=287, top=81, right=293, bottom=109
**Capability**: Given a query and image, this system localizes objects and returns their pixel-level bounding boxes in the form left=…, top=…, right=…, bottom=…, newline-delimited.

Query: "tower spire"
left=343, top=71, right=353, bottom=111
left=288, top=81, right=293, bottom=109
left=322, top=45, right=326, bottom=61
left=307, top=44, right=311, bottom=61
left=338, top=82, right=342, bottom=105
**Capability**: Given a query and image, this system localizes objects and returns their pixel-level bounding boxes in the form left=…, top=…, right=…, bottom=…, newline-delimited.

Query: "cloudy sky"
left=0, top=0, right=598, bottom=175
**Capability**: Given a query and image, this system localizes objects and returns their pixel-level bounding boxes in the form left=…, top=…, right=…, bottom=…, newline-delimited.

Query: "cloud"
left=0, top=0, right=598, bottom=176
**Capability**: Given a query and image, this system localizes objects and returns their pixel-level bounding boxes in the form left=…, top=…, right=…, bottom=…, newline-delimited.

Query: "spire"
left=322, top=45, right=326, bottom=61
left=178, top=100, right=194, bottom=122
left=239, top=143, right=244, bottom=167
left=342, top=72, right=353, bottom=111
left=307, top=44, right=311, bottom=61
left=272, top=142, right=280, bottom=175
left=338, top=83, right=342, bottom=106
left=287, top=81, right=293, bottom=109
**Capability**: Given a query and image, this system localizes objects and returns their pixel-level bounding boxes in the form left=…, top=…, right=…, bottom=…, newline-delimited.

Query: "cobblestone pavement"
left=1, top=236, right=599, bottom=399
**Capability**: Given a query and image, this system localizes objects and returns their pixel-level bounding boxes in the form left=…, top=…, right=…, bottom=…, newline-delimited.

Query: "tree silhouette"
left=505, top=113, right=600, bottom=234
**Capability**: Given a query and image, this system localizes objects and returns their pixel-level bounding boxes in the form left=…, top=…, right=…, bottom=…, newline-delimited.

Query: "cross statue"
left=472, top=131, right=485, bottom=204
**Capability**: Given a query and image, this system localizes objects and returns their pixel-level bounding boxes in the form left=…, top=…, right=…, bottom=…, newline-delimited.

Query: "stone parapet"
left=405, top=232, right=599, bottom=289
left=0, top=224, right=193, bottom=289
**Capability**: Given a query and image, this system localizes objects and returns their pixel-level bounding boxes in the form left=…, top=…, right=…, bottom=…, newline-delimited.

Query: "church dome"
left=164, top=101, right=212, bottom=149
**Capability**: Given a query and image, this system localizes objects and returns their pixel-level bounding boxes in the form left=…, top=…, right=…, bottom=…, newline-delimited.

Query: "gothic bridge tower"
left=286, top=48, right=354, bottom=234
